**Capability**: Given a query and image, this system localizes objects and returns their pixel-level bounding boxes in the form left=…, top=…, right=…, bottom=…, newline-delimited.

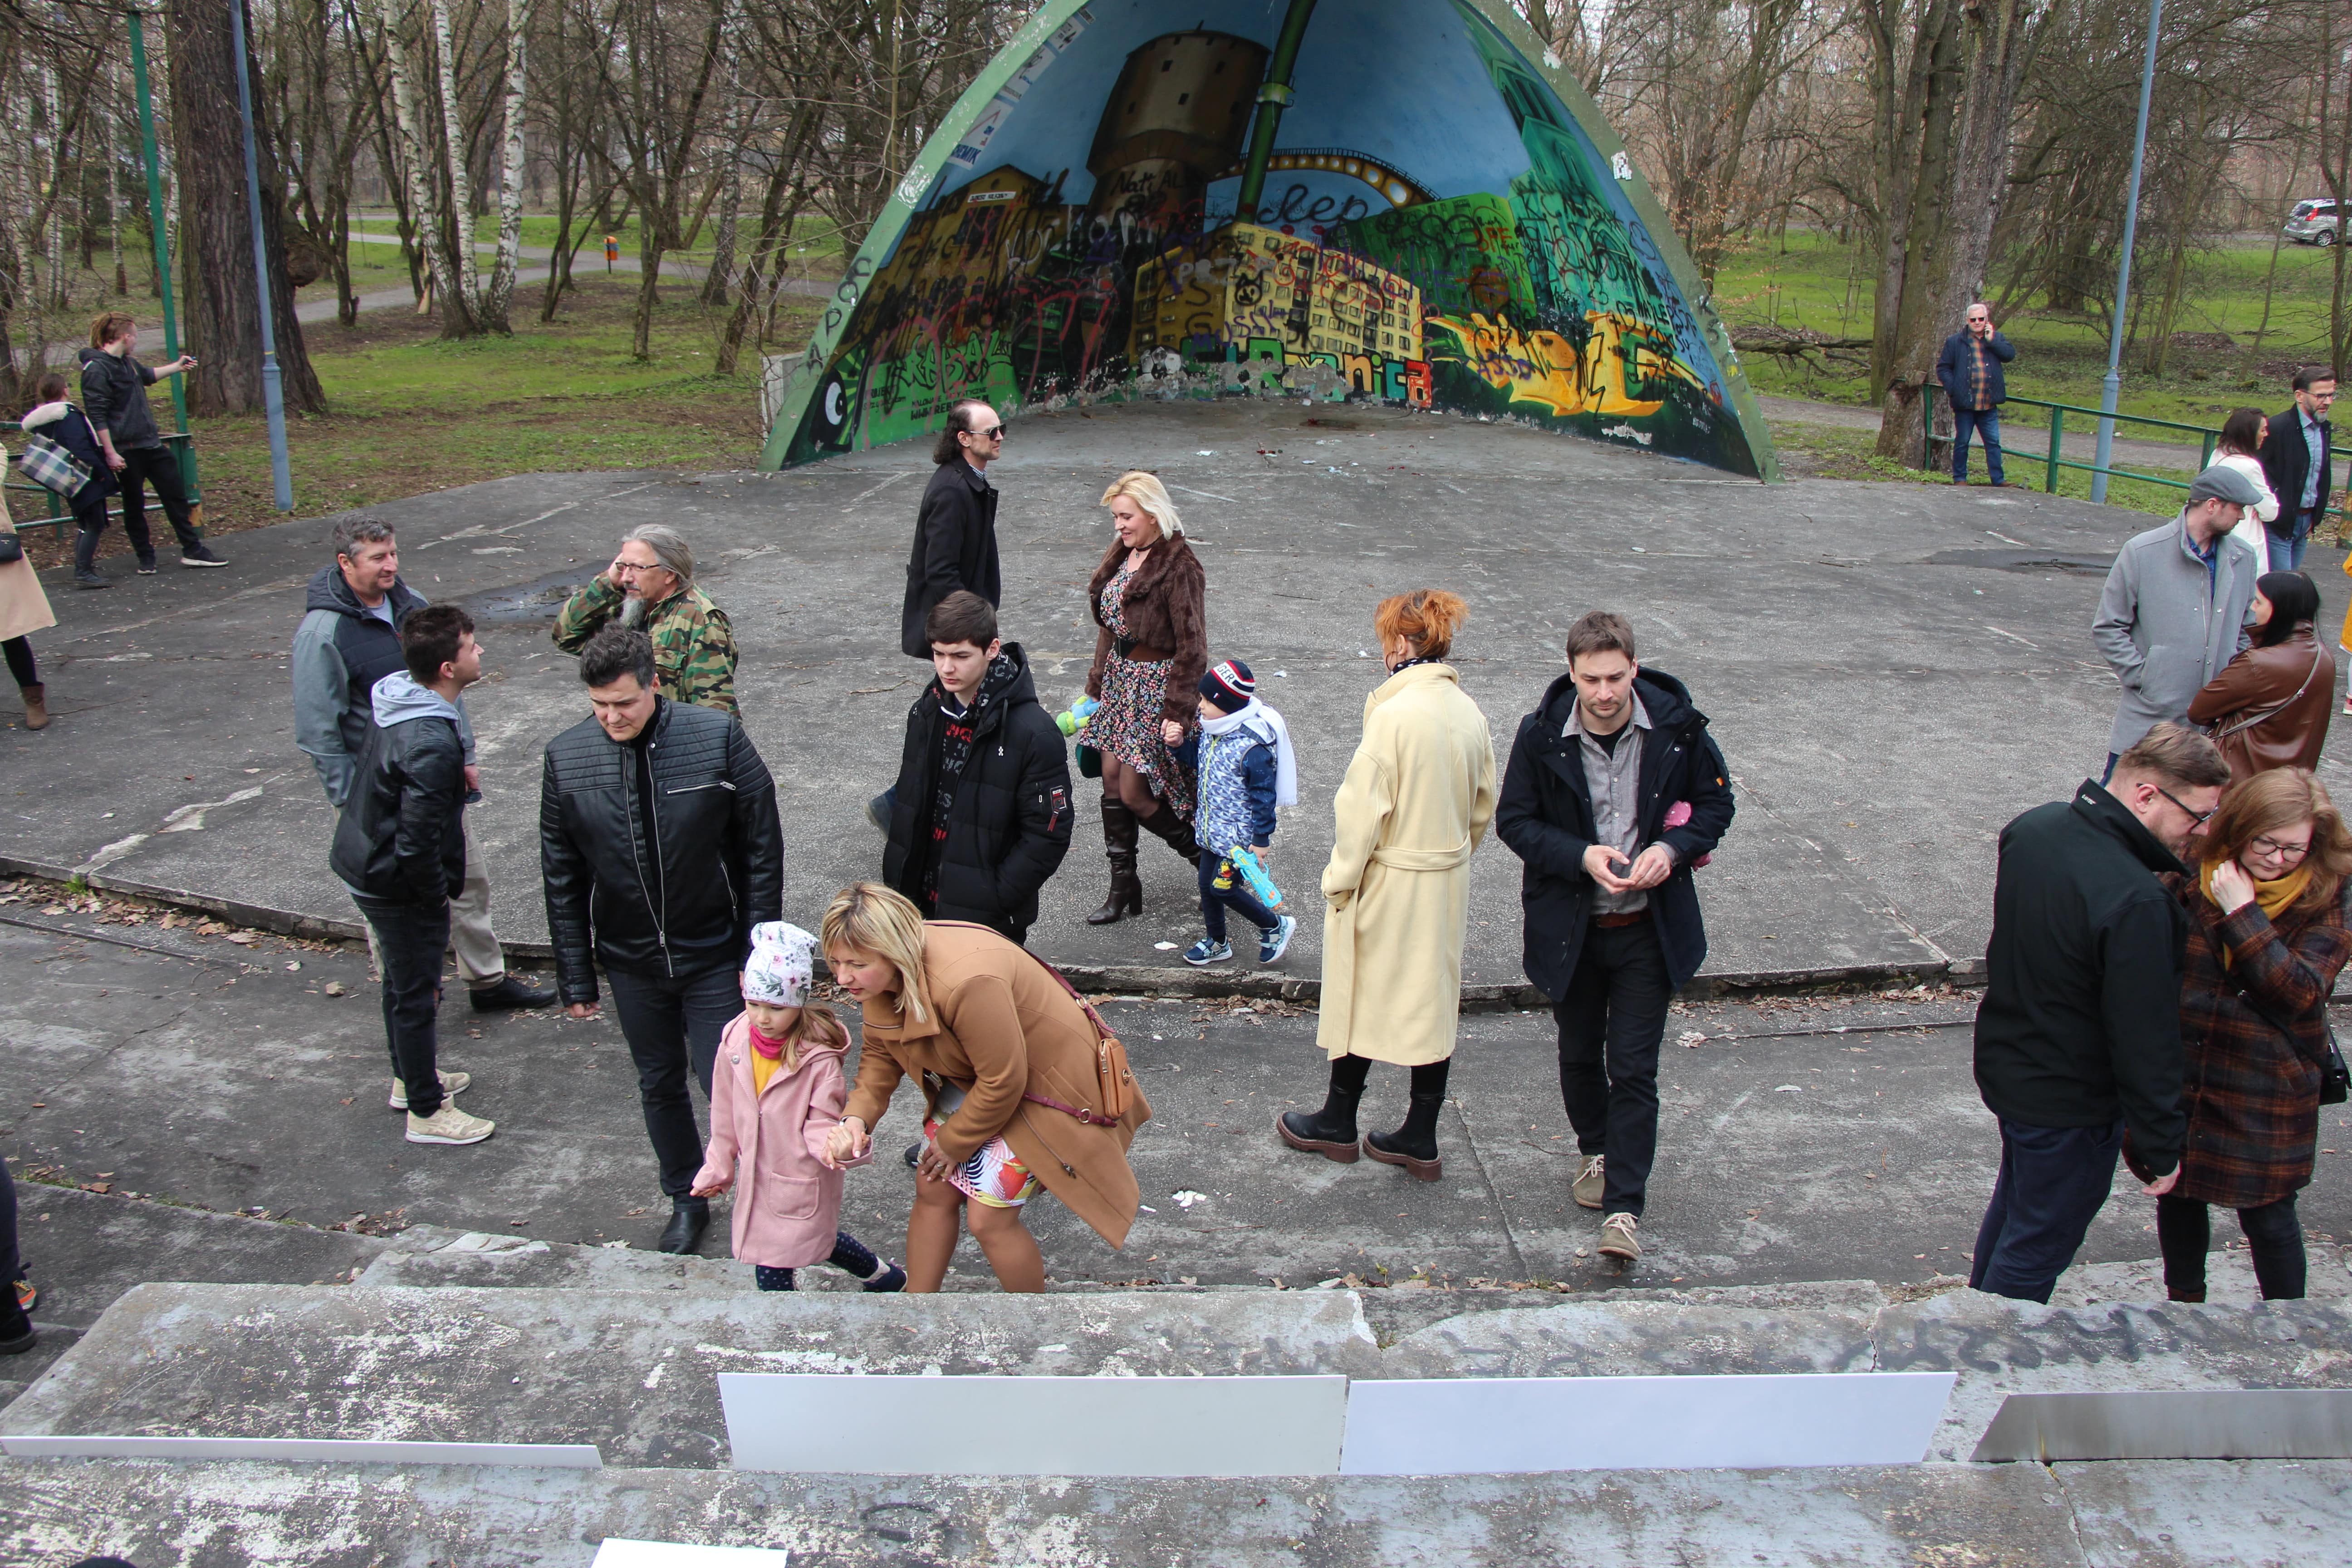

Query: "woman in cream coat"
left=1278, top=590, right=1495, bottom=1182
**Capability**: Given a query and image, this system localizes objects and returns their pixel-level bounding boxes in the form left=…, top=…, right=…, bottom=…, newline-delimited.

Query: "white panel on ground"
left=721, top=1373, right=1350, bottom=1476
left=1340, top=1373, right=1957, bottom=1474
left=592, top=1541, right=791, bottom=1567
left=0, top=1435, right=604, bottom=1467
left=1970, top=1389, right=2352, bottom=1462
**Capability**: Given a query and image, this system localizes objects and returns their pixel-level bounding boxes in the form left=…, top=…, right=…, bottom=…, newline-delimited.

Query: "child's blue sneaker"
left=1259, top=915, right=1297, bottom=964
left=863, top=1261, right=908, bottom=1294
left=1183, top=938, right=1233, bottom=966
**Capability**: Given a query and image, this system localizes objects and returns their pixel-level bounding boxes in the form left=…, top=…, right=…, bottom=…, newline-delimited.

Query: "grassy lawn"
left=1768, top=419, right=2200, bottom=517
left=1716, top=228, right=2342, bottom=438
left=10, top=274, right=819, bottom=564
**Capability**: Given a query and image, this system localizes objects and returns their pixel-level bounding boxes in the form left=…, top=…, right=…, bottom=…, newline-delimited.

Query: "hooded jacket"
left=292, top=563, right=446, bottom=808
left=329, top=672, right=467, bottom=907
left=882, top=643, right=1072, bottom=939
left=78, top=345, right=164, bottom=450
left=900, top=460, right=1000, bottom=658
left=19, top=400, right=117, bottom=505
left=539, top=696, right=784, bottom=1002
left=1494, top=667, right=1735, bottom=997
left=1973, top=781, right=2190, bottom=1176
left=692, top=1013, right=874, bottom=1269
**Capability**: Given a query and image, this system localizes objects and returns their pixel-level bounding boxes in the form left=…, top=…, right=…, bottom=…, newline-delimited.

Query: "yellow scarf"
left=2199, top=859, right=2312, bottom=966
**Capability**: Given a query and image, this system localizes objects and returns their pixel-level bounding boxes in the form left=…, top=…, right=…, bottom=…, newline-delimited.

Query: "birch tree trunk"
left=377, top=0, right=474, bottom=334
left=429, top=0, right=481, bottom=306
left=482, top=0, right=530, bottom=333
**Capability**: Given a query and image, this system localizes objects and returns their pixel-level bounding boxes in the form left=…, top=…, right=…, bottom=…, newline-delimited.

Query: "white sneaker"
left=1598, top=1211, right=1641, bottom=1261
left=406, top=1105, right=495, bottom=1145
left=389, top=1069, right=471, bottom=1111
left=1572, top=1152, right=1606, bottom=1210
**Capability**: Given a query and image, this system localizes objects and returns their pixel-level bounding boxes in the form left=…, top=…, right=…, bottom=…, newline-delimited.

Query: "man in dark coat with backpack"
left=882, top=590, right=1071, bottom=946
left=18, top=373, right=119, bottom=589
left=1495, top=611, right=1735, bottom=1266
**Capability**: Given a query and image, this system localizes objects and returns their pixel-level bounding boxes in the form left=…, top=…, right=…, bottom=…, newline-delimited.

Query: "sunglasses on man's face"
left=966, top=424, right=1005, bottom=441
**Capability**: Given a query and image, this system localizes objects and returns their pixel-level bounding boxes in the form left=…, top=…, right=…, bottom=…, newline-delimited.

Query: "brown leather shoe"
left=20, top=684, right=47, bottom=731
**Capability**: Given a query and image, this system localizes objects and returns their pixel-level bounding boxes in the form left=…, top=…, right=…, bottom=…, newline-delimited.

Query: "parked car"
left=2285, top=199, right=2343, bottom=246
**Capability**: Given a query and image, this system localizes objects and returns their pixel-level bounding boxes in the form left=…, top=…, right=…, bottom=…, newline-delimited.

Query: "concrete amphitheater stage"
left=2, top=397, right=2344, bottom=995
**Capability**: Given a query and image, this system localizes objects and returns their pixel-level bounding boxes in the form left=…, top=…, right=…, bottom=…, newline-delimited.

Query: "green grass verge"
left=1766, top=418, right=2196, bottom=518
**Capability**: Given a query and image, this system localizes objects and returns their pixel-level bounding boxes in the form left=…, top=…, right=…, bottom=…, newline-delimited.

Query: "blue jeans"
left=1953, top=407, right=2004, bottom=485
left=1199, top=853, right=1278, bottom=943
left=1970, top=1117, right=2124, bottom=1303
left=607, top=963, right=740, bottom=1201
left=2270, top=512, right=2318, bottom=570
left=353, top=895, right=452, bottom=1119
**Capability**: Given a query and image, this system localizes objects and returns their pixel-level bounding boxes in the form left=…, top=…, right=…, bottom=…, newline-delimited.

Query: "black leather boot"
left=1136, top=800, right=1202, bottom=866
left=1277, top=1055, right=1371, bottom=1164
left=657, top=1199, right=709, bottom=1255
left=1365, top=1059, right=1450, bottom=1181
left=1088, top=796, right=1143, bottom=924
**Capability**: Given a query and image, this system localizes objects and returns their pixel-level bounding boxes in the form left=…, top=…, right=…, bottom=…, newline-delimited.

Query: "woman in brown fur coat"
left=1081, top=470, right=1207, bottom=924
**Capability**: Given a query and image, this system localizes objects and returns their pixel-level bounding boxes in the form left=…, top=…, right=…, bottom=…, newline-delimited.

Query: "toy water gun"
left=1227, top=846, right=1282, bottom=909
left=1055, top=696, right=1101, bottom=736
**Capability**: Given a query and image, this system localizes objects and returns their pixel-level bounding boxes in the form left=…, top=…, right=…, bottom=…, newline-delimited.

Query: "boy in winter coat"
left=20, top=372, right=120, bottom=589
left=1179, top=659, right=1298, bottom=966
left=691, top=922, right=905, bottom=1293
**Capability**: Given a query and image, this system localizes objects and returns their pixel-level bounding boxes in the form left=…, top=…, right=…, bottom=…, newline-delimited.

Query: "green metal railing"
left=1924, top=391, right=2349, bottom=518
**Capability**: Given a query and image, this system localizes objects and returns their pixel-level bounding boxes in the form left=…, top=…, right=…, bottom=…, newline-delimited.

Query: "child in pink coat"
left=691, top=922, right=904, bottom=1292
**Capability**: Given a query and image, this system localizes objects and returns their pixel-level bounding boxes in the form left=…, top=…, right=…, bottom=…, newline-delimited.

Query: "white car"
left=2284, top=198, right=2344, bottom=246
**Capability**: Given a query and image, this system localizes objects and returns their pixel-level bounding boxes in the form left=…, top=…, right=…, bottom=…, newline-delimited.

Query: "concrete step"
left=9, top=1275, right=2352, bottom=1470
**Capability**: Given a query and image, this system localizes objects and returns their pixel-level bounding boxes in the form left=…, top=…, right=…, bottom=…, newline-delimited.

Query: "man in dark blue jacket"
left=1496, top=612, right=1735, bottom=1265
left=1935, top=303, right=2017, bottom=487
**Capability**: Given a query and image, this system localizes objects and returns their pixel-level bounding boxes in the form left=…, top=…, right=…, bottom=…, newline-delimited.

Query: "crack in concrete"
left=1448, top=1098, right=1529, bottom=1283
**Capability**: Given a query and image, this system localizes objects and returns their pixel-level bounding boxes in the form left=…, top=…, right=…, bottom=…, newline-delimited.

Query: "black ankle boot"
left=1278, top=1056, right=1370, bottom=1163
left=1365, top=1093, right=1446, bottom=1181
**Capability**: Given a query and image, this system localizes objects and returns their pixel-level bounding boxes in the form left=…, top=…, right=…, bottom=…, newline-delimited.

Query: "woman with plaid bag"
left=2155, top=768, right=2352, bottom=1301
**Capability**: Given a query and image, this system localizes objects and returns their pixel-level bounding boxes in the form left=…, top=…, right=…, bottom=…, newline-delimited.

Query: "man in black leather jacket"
left=540, top=628, right=782, bottom=1254
left=330, top=604, right=498, bottom=1148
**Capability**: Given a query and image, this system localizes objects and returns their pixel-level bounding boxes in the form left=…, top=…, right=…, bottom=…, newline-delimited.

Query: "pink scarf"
left=747, top=1022, right=787, bottom=1061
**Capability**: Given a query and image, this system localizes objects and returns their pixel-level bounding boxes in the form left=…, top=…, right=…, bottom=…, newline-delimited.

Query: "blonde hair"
left=1374, top=589, right=1469, bottom=662
left=819, top=882, right=931, bottom=1021
left=1100, top=470, right=1184, bottom=539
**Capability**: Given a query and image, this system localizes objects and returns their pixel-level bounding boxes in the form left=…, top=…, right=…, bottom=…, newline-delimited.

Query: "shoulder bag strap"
left=2212, top=646, right=2327, bottom=740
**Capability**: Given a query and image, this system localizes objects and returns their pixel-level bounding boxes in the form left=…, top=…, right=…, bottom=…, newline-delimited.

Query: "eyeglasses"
left=611, top=560, right=664, bottom=576
left=2249, top=833, right=2313, bottom=863
left=2157, top=786, right=2218, bottom=827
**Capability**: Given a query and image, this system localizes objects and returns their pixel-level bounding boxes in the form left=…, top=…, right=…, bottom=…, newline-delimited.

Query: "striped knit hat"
left=1199, top=659, right=1256, bottom=711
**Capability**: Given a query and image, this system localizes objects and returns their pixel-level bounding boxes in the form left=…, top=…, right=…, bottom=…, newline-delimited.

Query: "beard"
left=618, top=595, right=649, bottom=629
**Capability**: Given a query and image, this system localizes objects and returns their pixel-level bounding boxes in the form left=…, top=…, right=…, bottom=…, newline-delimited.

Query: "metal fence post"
left=2047, top=405, right=2062, bottom=493
left=126, top=7, right=198, bottom=505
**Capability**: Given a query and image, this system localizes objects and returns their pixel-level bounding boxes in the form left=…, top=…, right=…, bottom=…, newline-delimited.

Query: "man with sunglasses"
left=1970, top=721, right=2231, bottom=1303
left=873, top=400, right=1005, bottom=832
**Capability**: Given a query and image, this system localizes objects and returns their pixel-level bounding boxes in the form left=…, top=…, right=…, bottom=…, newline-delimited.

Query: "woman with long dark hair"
left=2156, top=768, right=2352, bottom=1301
left=1081, top=471, right=1207, bottom=923
left=2215, top=407, right=2281, bottom=575
left=2188, top=570, right=2334, bottom=779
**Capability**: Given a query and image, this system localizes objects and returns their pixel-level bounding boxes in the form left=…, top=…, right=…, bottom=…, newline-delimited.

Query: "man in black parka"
left=872, top=400, right=1004, bottom=833
left=883, top=591, right=1071, bottom=945
left=1496, top=612, right=1735, bottom=1265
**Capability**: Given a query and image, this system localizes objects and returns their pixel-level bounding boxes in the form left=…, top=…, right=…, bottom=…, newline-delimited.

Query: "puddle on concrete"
left=1926, top=548, right=2113, bottom=575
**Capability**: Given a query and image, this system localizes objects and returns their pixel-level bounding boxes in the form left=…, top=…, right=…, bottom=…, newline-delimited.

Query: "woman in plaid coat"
left=2159, top=767, right=2352, bottom=1301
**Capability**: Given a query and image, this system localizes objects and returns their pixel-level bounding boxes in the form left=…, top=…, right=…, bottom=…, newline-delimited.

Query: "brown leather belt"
left=1592, top=910, right=1651, bottom=928
left=1113, top=635, right=1171, bottom=662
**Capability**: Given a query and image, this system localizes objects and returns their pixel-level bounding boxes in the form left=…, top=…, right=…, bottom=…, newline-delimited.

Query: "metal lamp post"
left=2092, top=0, right=2164, bottom=504
left=227, top=0, right=293, bottom=510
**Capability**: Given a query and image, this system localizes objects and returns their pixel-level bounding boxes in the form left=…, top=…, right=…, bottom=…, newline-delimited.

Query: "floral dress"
left=1095, top=559, right=1193, bottom=817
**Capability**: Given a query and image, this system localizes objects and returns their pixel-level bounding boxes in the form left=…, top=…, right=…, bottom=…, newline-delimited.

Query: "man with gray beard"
left=553, top=523, right=739, bottom=716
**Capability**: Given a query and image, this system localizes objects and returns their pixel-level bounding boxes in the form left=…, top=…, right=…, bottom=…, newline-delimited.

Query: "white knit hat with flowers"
left=741, top=921, right=818, bottom=1006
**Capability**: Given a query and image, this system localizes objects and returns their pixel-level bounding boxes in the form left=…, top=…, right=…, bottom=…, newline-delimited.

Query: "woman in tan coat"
left=1279, top=591, right=1495, bottom=1182
left=822, top=883, right=1149, bottom=1291
left=0, top=492, right=56, bottom=730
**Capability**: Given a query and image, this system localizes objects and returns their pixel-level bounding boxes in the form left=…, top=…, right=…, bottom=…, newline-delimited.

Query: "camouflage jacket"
left=552, top=575, right=739, bottom=718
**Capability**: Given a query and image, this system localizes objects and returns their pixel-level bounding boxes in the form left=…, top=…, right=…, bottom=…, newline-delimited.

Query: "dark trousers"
left=607, top=963, right=738, bottom=1202
left=2, top=637, right=33, bottom=689
left=1199, top=853, right=1279, bottom=943
left=2157, top=1191, right=2306, bottom=1300
left=1554, top=917, right=1675, bottom=1217
left=69, top=489, right=111, bottom=576
left=354, top=895, right=451, bottom=1120
left=118, top=444, right=201, bottom=556
left=1970, top=1117, right=2123, bottom=1303
left=1953, top=407, right=2004, bottom=485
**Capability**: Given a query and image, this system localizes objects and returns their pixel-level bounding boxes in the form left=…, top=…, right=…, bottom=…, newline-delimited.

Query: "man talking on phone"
left=1495, top=612, right=1734, bottom=1265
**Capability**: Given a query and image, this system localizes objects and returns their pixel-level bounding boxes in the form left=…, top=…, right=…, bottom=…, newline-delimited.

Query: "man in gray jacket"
left=2091, top=464, right=2269, bottom=777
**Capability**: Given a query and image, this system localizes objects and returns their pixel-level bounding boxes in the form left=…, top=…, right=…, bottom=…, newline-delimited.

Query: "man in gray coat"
left=2091, top=464, right=2269, bottom=777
